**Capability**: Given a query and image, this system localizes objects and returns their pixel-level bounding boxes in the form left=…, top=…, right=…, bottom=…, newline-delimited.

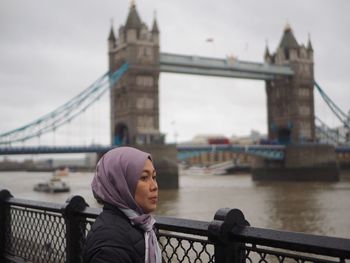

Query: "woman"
left=83, top=147, right=162, bottom=263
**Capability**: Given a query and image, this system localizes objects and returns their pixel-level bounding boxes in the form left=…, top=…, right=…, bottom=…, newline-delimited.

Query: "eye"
left=140, top=175, right=147, bottom=181
left=140, top=174, right=148, bottom=181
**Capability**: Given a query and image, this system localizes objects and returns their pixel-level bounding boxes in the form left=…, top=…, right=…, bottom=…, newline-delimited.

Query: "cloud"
left=0, top=0, right=349, bottom=145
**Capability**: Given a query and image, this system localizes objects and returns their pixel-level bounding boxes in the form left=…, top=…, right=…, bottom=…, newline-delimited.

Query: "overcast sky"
left=0, top=0, right=349, bottom=146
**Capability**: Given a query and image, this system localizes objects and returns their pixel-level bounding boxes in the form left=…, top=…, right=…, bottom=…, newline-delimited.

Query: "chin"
left=145, top=206, right=156, bottom=214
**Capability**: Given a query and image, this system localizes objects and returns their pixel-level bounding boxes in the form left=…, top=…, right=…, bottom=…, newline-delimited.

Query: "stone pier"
left=252, top=144, right=340, bottom=181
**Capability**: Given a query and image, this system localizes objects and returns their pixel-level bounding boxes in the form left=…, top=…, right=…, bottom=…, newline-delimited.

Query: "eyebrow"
left=142, top=169, right=156, bottom=174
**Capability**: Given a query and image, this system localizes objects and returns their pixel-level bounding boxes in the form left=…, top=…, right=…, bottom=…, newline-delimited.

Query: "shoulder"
left=83, top=206, right=145, bottom=263
left=92, top=208, right=144, bottom=245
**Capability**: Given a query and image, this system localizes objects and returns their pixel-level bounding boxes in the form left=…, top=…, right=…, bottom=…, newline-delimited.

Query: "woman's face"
left=134, top=159, right=158, bottom=214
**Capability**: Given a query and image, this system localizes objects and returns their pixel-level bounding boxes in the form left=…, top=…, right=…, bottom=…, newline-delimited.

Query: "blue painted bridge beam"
left=177, top=144, right=286, bottom=161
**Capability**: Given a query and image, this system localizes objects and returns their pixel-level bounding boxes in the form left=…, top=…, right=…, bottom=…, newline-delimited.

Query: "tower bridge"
left=107, top=3, right=315, bottom=147
left=105, top=3, right=340, bottom=181
left=1, top=2, right=349, bottom=184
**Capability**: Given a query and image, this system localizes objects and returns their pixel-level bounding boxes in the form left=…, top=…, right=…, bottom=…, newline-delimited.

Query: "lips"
left=149, top=196, right=158, bottom=203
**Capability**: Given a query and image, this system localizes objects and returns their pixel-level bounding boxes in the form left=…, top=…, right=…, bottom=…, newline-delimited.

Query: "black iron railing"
left=1, top=189, right=349, bottom=263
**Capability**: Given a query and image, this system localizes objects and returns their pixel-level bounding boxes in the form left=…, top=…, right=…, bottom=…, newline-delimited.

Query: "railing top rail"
left=155, top=215, right=210, bottom=237
left=4, top=196, right=63, bottom=213
left=231, top=226, right=350, bottom=259
left=78, top=206, right=101, bottom=218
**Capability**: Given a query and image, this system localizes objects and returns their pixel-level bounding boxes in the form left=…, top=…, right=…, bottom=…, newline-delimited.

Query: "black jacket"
left=83, top=204, right=145, bottom=263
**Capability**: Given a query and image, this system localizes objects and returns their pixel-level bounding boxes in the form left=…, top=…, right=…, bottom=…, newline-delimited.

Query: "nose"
left=150, top=177, right=158, bottom=191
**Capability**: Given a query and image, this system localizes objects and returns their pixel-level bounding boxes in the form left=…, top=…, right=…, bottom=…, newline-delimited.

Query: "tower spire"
left=279, top=22, right=299, bottom=49
left=152, top=10, right=159, bottom=33
left=125, top=0, right=142, bottom=29
left=264, top=44, right=270, bottom=56
left=108, top=22, right=116, bottom=51
left=307, top=33, right=313, bottom=51
left=109, top=19, right=116, bottom=38
left=108, top=19, right=116, bottom=41
left=264, top=39, right=271, bottom=63
left=284, top=22, right=291, bottom=32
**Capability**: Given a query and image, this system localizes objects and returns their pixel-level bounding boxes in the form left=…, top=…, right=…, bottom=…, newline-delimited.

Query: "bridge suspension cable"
left=315, top=116, right=348, bottom=145
left=0, top=63, right=129, bottom=145
left=314, top=81, right=350, bottom=130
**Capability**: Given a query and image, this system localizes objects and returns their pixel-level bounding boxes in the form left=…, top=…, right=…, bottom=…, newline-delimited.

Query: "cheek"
left=135, top=183, right=147, bottom=201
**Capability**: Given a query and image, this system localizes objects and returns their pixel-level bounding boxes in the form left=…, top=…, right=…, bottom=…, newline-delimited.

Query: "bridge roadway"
left=1, top=144, right=350, bottom=162
left=159, top=53, right=294, bottom=80
left=0, top=144, right=304, bottom=160
left=0, top=144, right=348, bottom=154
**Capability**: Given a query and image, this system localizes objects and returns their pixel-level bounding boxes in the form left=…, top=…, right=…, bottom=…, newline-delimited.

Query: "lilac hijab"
left=92, top=146, right=161, bottom=263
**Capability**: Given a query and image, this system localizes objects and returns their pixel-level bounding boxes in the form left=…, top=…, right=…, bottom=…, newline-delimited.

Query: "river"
left=1, top=170, right=349, bottom=238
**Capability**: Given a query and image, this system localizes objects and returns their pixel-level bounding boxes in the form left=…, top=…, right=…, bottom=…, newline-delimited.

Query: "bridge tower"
left=265, top=24, right=315, bottom=144
left=106, top=3, right=178, bottom=189
left=108, top=2, right=163, bottom=145
left=253, top=24, right=339, bottom=181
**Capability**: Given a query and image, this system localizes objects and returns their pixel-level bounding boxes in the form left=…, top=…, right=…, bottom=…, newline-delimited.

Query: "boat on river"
left=209, top=161, right=251, bottom=175
left=181, top=166, right=211, bottom=176
left=33, top=176, right=70, bottom=193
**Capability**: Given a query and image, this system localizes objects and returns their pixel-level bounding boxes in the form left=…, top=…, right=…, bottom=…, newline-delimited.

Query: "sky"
left=0, top=0, right=349, bottom=146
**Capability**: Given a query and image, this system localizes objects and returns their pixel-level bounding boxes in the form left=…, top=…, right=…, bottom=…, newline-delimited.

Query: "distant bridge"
left=0, top=144, right=284, bottom=160
left=1, top=144, right=349, bottom=162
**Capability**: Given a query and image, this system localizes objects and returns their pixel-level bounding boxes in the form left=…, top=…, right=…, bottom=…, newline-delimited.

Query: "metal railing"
left=1, top=189, right=349, bottom=263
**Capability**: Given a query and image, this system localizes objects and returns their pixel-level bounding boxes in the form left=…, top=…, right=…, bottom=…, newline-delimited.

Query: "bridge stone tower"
left=108, top=2, right=163, bottom=145
left=252, top=24, right=339, bottom=181
left=106, top=3, right=178, bottom=189
left=265, top=24, right=315, bottom=144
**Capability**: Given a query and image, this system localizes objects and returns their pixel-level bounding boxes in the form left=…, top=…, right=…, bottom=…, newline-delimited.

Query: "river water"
left=1, top=170, right=350, bottom=238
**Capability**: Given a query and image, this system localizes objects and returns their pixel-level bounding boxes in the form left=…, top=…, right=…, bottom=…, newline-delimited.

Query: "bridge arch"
left=113, top=122, right=129, bottom=145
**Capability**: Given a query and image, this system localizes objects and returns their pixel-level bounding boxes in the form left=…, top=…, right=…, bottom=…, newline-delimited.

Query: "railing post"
left=0, top=189, right=13, bottom=261
left=208, top=208, right=250, bottom=263
left=62, top=195, right=89, bottom=263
